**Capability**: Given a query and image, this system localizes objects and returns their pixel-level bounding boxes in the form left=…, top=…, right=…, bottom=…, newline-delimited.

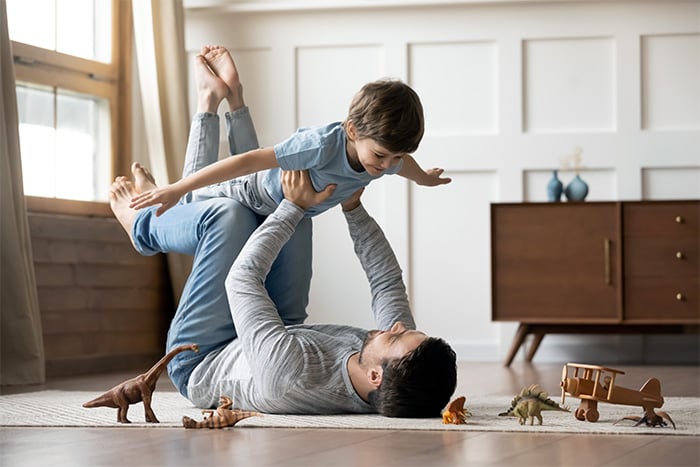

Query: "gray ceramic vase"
left=546, top=170, right=564, bottom=202
left=565, top=174, right=589, bottom=201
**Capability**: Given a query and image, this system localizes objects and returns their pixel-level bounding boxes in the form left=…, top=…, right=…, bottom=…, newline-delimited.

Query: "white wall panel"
left=524, top=169, right=618, bottom=202
left=296, top=45, right=384, bottom=128
left=409, top=41, right=498, bottom=135
left=523, top=37, right=616, bottom=133
left=642, top=167, right=700, bottom=199
left=410, top=171, right=499, bottom=359
left=641, top=34, right=700, bottom=131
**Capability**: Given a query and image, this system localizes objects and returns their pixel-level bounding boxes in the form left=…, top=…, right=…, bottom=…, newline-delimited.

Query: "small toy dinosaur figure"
left=499, top=384, right=569, bottom=425
left=442, top=395, right=471, bottom=425
left=615, top=408, right=676, bottom=429
left=82, top=343, right=199, bottom=423
left=182, top=395, right=261, bottom=429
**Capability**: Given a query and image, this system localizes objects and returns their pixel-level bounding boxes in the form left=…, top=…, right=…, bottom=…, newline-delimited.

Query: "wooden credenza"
left=491, top=200, right=699, bottom=366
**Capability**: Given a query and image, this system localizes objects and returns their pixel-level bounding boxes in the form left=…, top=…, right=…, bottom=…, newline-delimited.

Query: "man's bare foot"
left=195, top=54, right=229, bottom=113
left=131, top=162, right=157, bottom=193
left=201, top=45, right=245, bottom=111
left=109, top=177, right=140, bottom=250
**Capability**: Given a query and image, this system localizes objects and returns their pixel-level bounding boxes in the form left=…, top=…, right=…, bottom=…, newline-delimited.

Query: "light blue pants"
left=131, top=108, right=312, bottom=395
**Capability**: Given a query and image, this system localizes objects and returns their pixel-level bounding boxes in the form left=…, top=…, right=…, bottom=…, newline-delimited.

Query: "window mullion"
left=11, top=41, right=116, bottom=82
left=14, top=62, right=115, bottom=99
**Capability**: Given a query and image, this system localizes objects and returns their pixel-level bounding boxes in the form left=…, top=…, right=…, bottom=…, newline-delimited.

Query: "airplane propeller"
left=560, top=364, right=568, bottom=405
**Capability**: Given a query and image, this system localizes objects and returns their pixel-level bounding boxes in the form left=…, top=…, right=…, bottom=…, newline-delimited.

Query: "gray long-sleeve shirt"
left=187, top=200, right=415, bottom=414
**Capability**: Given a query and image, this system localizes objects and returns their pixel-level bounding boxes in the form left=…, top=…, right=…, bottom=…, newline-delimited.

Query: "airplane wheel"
left=574, top=408, right=586, bottom=421
left=585, top=408, right=599, bottom=422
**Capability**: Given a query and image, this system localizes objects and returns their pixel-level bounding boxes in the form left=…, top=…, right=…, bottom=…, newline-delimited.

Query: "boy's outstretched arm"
left=397, top=154, right=451, bottom=186
left=130, top=147, right=279, bottom=215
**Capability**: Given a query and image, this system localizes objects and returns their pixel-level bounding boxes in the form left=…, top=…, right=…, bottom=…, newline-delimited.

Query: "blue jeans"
left=131, top=108, right=312, bottom=395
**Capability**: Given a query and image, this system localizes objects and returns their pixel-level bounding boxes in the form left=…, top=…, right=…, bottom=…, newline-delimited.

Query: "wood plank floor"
left=2, top=362, right=698, bottom=466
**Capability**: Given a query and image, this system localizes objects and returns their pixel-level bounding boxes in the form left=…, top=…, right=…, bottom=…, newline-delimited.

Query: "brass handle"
left=676, top=293, right=684, bottom=301
left=604, top=239, right=612, bottom=285
left=675, top=215, right=684, bottom=224
left=676, top=251, right=685, bottom=260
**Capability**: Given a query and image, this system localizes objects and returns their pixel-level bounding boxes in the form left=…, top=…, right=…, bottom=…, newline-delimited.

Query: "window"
left=8, top=0, right=131, bottom=213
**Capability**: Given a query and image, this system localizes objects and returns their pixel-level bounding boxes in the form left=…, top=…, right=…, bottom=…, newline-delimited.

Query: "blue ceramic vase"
left=565, top=174, right=589, bottom=201
left=546, top=170, right=564, bottom=202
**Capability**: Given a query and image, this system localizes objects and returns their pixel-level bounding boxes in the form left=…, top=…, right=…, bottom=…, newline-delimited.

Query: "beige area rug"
left=1, top=390, right=697, bottom=435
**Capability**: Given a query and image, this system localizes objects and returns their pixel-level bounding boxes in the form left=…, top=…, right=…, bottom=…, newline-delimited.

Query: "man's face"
left=358, top=321, right=427, bottom=365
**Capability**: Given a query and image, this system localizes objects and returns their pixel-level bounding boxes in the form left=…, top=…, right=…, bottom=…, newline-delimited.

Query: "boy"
left=130, top=45, right=450, bottom=217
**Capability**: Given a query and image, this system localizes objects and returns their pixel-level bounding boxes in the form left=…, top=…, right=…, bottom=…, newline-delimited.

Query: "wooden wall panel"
left=28, top=212, right=173, bottom=377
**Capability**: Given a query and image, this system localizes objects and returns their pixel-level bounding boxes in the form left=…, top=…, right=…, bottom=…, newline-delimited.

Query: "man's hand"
left=281, top=170, right=335, bottom=210
left=341, top=188, right=364, bottom=212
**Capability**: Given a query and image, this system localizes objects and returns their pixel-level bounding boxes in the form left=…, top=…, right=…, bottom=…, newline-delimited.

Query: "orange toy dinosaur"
left=442, top=395, right=471, bottom=425
left=82, top=343, right=199, bottom=423
left=182, top=395, right=261, bottom=429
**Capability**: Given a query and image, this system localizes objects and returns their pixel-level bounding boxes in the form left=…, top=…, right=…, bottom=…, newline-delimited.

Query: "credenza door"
left=491, top=203, right=621, bottom=323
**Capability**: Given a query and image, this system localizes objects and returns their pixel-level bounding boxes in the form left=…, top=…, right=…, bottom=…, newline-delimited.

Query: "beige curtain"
left=131, top=0, right=191, bottom=300
left=0, top=0, right=46, bottom=385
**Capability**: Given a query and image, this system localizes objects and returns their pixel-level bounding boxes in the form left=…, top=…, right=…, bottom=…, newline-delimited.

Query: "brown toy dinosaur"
left=182, top=395, right=261, bottom=429
left=82, top=343, right=199, bottom=423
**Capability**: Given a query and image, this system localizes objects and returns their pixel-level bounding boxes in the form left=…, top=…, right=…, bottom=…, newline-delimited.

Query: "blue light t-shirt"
left=264, top=122, right=403, bottom=217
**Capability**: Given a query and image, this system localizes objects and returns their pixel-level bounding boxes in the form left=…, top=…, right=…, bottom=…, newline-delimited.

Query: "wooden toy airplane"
left=559, top=362, right=675, bottom=428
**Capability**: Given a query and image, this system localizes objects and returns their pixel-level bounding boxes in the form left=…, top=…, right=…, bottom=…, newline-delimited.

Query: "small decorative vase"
left=565, top=174, right=589, bottom=202
left=546, top=170, right=564, bottom=202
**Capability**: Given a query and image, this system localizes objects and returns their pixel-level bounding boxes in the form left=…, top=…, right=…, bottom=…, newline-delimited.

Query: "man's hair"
left=367, top=337, right=457, bottom=418
left=346, top=79, right=424, bottom=154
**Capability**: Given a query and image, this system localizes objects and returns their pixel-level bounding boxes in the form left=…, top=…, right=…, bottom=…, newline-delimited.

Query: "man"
left=110, top=166, right=456, bottom=418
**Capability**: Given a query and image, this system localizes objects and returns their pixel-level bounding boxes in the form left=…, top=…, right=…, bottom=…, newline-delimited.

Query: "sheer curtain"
left=0, top=0, right=46, bottom=385
left=131, top=0, right=192, bottom=300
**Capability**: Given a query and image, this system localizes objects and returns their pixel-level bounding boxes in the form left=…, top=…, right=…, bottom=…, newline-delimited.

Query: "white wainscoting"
left=183, top=0, right=700, bottom=363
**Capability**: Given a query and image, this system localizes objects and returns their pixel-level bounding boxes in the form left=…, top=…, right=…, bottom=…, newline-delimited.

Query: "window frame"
left=12, top=0, right=132, bottom=217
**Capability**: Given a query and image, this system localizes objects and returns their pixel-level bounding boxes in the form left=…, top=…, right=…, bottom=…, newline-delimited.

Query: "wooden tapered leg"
left=526, top=333, right=545, bottom=362
left=503, top=323, right=530, bottom=367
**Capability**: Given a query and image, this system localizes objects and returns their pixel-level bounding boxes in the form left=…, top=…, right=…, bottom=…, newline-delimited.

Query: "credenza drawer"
left=624, top=235, right=699, bottom=277
left=624, top=202, right=699, bottom=236
left=624, top=276, right=700, bottom=322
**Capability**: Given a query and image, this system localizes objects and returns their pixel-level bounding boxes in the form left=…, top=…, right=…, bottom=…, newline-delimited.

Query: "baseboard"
left=452, top=335, right=700, bottom=365
left=45, top=353, right=165, bottom=378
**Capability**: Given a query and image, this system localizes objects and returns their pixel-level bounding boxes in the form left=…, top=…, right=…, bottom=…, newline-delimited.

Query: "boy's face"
left=354, top=137, right=407, bottom=176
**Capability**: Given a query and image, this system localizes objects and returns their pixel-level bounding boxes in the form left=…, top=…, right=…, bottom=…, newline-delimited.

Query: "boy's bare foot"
left=109, top=177, right=140, bottom=250
left=195, top=54, right=229, bottom=113
left=131, top=162, right=157, bottom=193
left=201, top=45, right=245, bottom=111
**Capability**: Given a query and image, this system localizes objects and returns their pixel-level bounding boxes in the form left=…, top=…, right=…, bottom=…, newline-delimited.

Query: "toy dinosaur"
left=82, top=343, right=199, bottom=423
left=182, top=395, right=261, bottom=429
left=614, top=409, right=676, bottom=429
left=499, top=384, right=569, bottom=425
left=442, top=395, right=471, bottom=425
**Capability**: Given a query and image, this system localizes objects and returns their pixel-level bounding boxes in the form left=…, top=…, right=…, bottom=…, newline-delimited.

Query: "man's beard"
left=357, top=330, right=380, bottom=364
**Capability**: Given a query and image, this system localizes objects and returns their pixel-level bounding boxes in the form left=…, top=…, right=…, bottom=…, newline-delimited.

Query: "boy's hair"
left=346, top=79, right=425, bottom=154
left=367, top=337, right=457, bottom=418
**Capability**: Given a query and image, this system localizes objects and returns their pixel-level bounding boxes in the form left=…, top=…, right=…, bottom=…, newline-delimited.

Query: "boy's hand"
left=421, top=168, right=452, bottom=186
left=281, top=170, right=335, bottom=210
left=341, top=188, right=364, bottom=212
left=130, top=184, right=184, bottom=216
